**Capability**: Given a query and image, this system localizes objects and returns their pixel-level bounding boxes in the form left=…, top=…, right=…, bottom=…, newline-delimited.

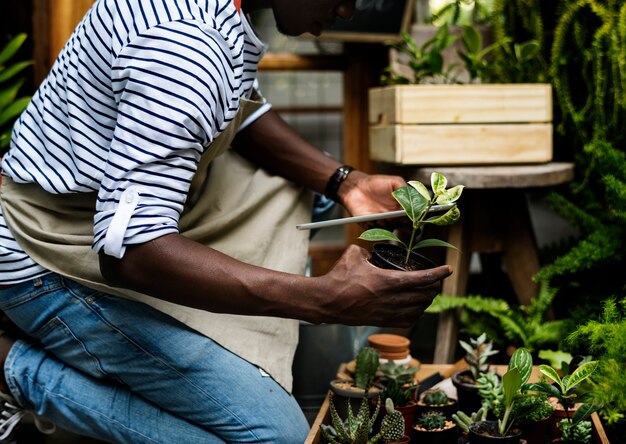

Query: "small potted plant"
left=358, top=172, right=463, bottom=271
left=378, top=361, right=419, bottom=437
left=320, top=396, right=409, bottom=444
left=330, top=347, right=382, bottom=419
left=525, top=358, right=599, bottom=439
left=467, top=347, right=534, bottom=444
left=452, top=333, right=500, bottom=414
left=555, top=415, right=593, bottom=444
left=412, top=410, right=458, bottom=444
left=320, top=391, right=382, bottom=444
left=416, top=388, right=458, bottom=418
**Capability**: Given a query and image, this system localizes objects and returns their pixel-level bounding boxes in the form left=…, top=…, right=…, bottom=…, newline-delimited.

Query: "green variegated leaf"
left=431, top=172, right=447, bottom=195
left=407, top=180, right=430, bottom=201
left=412, top=238, right=459, bottom=250
left=436, top=185, right=464, bottom=204
left=539, top=364, right=563, bottom=388
left=392, top=186, right=428, bottom=223
left=508, top=347, right=533, bottom=384
left=572, top=403, right=598, bottom=425
left=565, top=361, right=598, bottom=393
left=426, top=206, right=460, bottom=226
left=358, top=229, right=403, bottom=245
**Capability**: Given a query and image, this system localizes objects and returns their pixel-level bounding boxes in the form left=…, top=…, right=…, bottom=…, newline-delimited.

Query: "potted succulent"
left=358, top=171, right=463, bottom=271
left=412, top=410, right=458, bottom=444
left=554, top=416, right=593, bottom=444
left=378, top=361, right=418, bottom=438
left=452, top=333, right=500, bottom=414
left=320, top=396, right=408, bottom=444
left=330, top=347, right=382, bottom=419
left=416, top=388, right=458, bottom=418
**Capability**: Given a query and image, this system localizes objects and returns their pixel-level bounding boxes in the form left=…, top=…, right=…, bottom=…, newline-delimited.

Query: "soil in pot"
left=370, top=243, right=437, bottom=271
left=415, top=397, right=458, bottom=418
left=469, top=420, right=523, bottom=444
left=412, top=420, right=458, bottom=444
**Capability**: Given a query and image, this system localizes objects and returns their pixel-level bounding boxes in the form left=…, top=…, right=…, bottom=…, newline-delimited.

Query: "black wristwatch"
left=324, top=165, right=354, bottom=202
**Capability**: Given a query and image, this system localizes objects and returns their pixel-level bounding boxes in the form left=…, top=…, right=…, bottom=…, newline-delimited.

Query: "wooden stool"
left=403, top=162, right=575, bottom=363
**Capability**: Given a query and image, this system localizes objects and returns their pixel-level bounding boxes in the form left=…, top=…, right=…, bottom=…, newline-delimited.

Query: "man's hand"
left=311, top=245, right=452, bottom=327
left=337, top=171, right=407, bottom=217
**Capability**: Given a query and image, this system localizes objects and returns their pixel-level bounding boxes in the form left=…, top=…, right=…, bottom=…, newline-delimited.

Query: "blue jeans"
left=0, top=274, right=309, bottom=443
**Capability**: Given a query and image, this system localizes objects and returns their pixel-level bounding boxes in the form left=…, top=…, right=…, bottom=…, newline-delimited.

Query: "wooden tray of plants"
left=304, top=362, right=610, bottom=444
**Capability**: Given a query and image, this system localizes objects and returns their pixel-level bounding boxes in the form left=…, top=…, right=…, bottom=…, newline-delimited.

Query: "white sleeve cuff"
left=103, top=187, right=140, bottom=259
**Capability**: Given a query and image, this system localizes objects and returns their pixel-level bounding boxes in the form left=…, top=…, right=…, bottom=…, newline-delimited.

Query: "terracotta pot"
left=412, top=421, right=458, bottom=444
left=548, top=398, right=581, bottom=439
left=370, top=243, right=437, bottom=271
left=368, top=334, right=411, bottom=361
left=396, top=402, right=418, bottom=438
left=522, top=417, right=550, bottom=444
left=468, top=421, right=522, bottom=444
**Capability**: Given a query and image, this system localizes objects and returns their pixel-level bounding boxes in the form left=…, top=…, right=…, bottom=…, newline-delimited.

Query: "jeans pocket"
left=32, top=316, right=110, bottom=380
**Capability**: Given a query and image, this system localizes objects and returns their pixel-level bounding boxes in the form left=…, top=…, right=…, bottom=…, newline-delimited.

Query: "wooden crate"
left=368, top=84, right=553, bottom=165
left=305, top=364, right=610, bottom=444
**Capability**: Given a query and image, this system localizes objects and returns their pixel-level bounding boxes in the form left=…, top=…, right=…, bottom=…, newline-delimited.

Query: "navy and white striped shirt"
left=0, top=0, right=268, bottom=285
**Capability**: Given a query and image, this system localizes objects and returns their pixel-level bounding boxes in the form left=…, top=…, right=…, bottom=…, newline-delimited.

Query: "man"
left=0, top=0, right=452, bottom=442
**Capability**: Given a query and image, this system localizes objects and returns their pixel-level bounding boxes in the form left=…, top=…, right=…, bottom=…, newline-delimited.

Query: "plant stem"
left=403, top=200, right=435, bottom=265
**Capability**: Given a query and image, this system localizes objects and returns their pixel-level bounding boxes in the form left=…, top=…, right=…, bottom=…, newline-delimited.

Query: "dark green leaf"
left=572, top=403, right=599, bottom=424
left=0, top=96, right=30, bottom=126
left=392, top=186, right=428, bottom=223
left=412, top=238, right=459, bottom=251
left=359, top=228, right=402, bottom=244
left=462, top=25, right=482, bottom=54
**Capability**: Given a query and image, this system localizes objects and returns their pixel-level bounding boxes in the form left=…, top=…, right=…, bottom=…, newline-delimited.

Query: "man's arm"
left=231, top=109, right=405, bottom=216
left=99, top=109, right=452, bottom=327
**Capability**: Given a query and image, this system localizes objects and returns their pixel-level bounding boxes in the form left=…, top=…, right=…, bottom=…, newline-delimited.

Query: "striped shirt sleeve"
left=93, top=19, right=240, bottom=257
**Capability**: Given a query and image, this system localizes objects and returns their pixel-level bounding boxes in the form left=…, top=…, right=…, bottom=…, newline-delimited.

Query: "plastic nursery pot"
left=468, top=420, right=523, bottom=444
left=451, top=369, right=483, bottom=415
left=412, top=421, right=458, bottom=444
left=370, top=243, right=437, bottom=272
left=367, top=333, right=411, bottom=361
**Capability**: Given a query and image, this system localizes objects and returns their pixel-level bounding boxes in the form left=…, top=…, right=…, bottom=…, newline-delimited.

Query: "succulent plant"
left=381, top=379, right=416, bottom=408
left=459, top=333, right=499, bottom=381
left=378, top=398, right=405, bottom=443
left=422, top=389, right=450, bottom=406
left=355, top=347, right=380, bottom=390
left=378, top=361, right=418, bottom=386
left=416, top=411, right=447, bottom=431
left=320, top=393, right=381, bottom=444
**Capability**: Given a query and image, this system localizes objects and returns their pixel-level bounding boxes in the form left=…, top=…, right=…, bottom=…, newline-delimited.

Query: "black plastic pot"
left=469, top=421, right=523, bottom=444
left=415, top=398, right=459, bottom=418
left=451, top=369, right=482, bottom=415
left=370, top=243, right=437, bottom=271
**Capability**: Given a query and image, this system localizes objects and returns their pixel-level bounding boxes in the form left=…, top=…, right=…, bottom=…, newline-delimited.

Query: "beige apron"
left=0, top=95, right=314, bottom=392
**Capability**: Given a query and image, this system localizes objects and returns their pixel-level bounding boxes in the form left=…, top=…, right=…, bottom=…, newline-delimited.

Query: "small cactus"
left=422, top=389, right=449, bottom=405
left=416, top=411, right=447, bottom=431
left=355, top=347, right=380, bottom=390
left=379, top=398, right=405, bottom=443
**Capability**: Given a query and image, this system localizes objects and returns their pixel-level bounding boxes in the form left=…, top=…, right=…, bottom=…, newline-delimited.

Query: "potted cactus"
left=452, top=333, right=500, bottom=414
left=412, top=410, right=458, bottom=444
left=416, top=388, right=458, bottom=418
left=330, top=347, right=382, bottom=419
left=380, top=399, right=410, bottom=444
left=378, top=361, right=419, bottom=438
